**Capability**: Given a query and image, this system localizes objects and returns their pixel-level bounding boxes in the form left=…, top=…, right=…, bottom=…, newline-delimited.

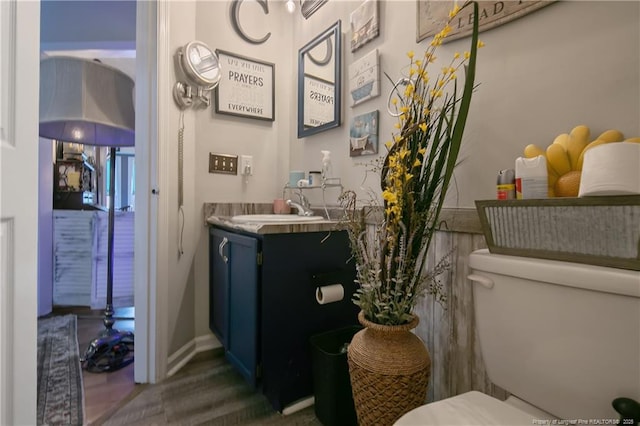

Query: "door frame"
left=135, top=0, right=170, bottom=383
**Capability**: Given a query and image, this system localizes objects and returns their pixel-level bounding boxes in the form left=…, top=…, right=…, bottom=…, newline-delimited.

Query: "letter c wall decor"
left=230, top=0, right=272, bottom=45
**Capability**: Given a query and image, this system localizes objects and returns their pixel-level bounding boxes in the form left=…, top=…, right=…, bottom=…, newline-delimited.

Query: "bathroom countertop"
left=202, top=202, right=483, bottom=235
left=206, top=214, right=344, bottom=235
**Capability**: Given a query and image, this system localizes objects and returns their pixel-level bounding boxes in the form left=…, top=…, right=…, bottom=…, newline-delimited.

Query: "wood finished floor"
left=102, top=349, right=323, bottom=425
left=67, top=307, right=324, bottom=425
left=56, top=306, right=137, bottom=425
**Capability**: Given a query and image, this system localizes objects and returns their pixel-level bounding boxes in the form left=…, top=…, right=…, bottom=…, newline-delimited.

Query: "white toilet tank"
left=468, top=249, right=640, bottom=421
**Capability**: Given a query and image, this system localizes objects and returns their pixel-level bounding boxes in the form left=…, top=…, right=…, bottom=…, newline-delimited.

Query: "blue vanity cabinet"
left=209, top=227, right=260, bottom=387
left=209, top=223, right=359, bottom=412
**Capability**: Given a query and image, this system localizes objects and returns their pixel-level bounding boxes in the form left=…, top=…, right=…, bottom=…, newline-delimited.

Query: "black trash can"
left=310, top=325, right=362, bottom=426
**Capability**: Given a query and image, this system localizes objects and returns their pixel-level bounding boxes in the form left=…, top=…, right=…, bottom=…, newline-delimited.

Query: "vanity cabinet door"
left=209, top=227, right=260, bottom=387
left=226, top=232, right=260, bottom=387
left=209, top=228, right=229, bottom=347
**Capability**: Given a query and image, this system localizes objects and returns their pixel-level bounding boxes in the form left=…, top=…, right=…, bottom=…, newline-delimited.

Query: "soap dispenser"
left=321, top=150, right=332, bottom=182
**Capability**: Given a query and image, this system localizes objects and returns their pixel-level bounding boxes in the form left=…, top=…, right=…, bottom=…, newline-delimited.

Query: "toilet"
left=396, top=249, right=640, bottom=425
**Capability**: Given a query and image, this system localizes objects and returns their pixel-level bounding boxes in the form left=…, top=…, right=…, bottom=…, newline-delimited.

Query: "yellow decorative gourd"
left=522, top=126, right=637, bottom=198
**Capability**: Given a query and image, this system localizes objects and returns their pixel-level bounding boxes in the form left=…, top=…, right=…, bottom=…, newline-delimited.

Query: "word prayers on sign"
left=215, top=50, right=274, bottom=121
left=303, top=75, right=335, bottom=128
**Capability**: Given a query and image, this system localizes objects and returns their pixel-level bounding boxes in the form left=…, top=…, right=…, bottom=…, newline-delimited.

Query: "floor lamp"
left=40, top=56, right=136, bottom=372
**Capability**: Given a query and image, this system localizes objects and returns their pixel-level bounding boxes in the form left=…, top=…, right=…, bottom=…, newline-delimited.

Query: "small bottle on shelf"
left=309, top=171, right=322, bottom=187
left=321, top=150, right=332, bottom=182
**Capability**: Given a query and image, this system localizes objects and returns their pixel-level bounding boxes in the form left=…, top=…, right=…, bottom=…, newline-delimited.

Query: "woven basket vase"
left=347, top=311, right=431, bottom=426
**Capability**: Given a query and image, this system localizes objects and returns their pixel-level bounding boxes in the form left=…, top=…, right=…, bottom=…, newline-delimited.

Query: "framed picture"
left=300, top=0, right=328, bottom=19
left=348, top=49, right=380, bottom=107
left=215, top=50, right=275, bottom=121
left=350, top=0, right=379, bottom=52
left=349, top=110, right=378, bottom=157
left=416, top=0, right=555, bottom=43
left=303, top=74, right=336, bottom=128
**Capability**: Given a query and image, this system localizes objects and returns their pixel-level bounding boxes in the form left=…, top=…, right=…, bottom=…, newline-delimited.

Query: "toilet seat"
left=394, top=391, right=536, bottom=425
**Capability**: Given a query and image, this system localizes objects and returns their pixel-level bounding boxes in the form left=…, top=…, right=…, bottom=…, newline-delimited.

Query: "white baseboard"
left=166, top=333, right=222, bottom=377
left=282, top=396, right=314, bottom=415
left=166, top=339, right=196, bottom=377
left=195, top=333, right=222, bottom=352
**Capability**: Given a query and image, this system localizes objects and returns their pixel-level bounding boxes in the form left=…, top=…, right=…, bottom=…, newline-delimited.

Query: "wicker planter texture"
left=347, top=311, right=431, bottom=425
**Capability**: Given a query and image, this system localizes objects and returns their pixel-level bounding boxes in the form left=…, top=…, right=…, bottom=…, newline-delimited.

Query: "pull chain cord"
left=178, top=111, right=185, bottom=257
left=178, top=111, right=184, bottom=206
left=178, top=205, right=185, bottom=257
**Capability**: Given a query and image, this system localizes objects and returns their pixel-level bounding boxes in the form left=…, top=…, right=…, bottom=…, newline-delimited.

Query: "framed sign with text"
left=416, top=1, right=555, bottom=43
left=348, top=48, right=380, bottom=107
left=215, top=50, right=275, bottom=121
left=303, top=74, right=335, bottom=128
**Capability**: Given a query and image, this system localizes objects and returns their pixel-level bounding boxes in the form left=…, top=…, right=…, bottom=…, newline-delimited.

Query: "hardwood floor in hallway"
left=57, top=306, right=138, bottom=425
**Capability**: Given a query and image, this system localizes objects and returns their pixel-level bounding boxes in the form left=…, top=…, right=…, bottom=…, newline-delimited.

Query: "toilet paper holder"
left=311, top=269, right=354, bottom=305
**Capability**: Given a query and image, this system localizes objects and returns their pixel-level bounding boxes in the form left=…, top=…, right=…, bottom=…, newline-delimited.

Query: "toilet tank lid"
left=394, top=391, right=535, bottom=426
left=469, top=249, right=640, bottom=298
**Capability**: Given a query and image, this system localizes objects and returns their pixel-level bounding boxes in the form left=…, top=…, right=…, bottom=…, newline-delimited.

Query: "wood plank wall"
left=366, top=208, right=508, bottom=403
left=415, top=230, right=508, bottom=403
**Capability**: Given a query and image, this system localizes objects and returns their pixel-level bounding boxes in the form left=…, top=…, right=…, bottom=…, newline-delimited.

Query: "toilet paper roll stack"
left=579, top=142, right=640, bottom=197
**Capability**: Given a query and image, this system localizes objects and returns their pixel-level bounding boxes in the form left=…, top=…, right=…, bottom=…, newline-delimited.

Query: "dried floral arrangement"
left=340, top=1, right=483, bottom=325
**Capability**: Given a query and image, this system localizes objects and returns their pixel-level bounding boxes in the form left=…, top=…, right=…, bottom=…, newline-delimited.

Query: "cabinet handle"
left=218, top=237, right=228, bottom=263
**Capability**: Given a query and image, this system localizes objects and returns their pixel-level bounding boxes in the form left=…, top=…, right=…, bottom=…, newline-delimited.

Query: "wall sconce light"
left=173, top=41, right=221, bottom=109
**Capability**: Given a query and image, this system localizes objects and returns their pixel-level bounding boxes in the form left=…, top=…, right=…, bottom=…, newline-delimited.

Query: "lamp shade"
left=39, top=56, right=135, bottom=147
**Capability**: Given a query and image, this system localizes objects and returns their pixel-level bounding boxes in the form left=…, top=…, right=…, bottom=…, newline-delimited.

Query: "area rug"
left=37, top=314, right=84, bottom=426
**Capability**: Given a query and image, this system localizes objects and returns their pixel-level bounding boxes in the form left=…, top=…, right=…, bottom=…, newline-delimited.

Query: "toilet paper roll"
left=579, top=142, right=640, bottom=197
left=316, top=284, right=344, bottom=305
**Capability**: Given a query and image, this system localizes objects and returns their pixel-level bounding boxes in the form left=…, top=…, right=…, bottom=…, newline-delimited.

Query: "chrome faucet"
left=286, top=199, right=314, bottom=216
left=297, top=192, right=310, bottom=210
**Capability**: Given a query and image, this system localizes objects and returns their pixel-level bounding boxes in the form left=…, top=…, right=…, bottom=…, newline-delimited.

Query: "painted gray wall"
left=165, top=0, right=199, bottom=358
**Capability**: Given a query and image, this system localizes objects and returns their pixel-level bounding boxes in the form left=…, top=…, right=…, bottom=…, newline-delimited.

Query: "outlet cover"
left=209, top=153, right=238, bottom=175
left=241, top=155, right=253, bottom=175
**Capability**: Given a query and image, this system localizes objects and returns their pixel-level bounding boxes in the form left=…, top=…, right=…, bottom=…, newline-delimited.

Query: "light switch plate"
left=209, top=153, right=238, bottom=175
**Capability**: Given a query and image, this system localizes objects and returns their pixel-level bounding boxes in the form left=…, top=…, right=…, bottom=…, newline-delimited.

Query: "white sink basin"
left=230, top=214, right=325, bottom=224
